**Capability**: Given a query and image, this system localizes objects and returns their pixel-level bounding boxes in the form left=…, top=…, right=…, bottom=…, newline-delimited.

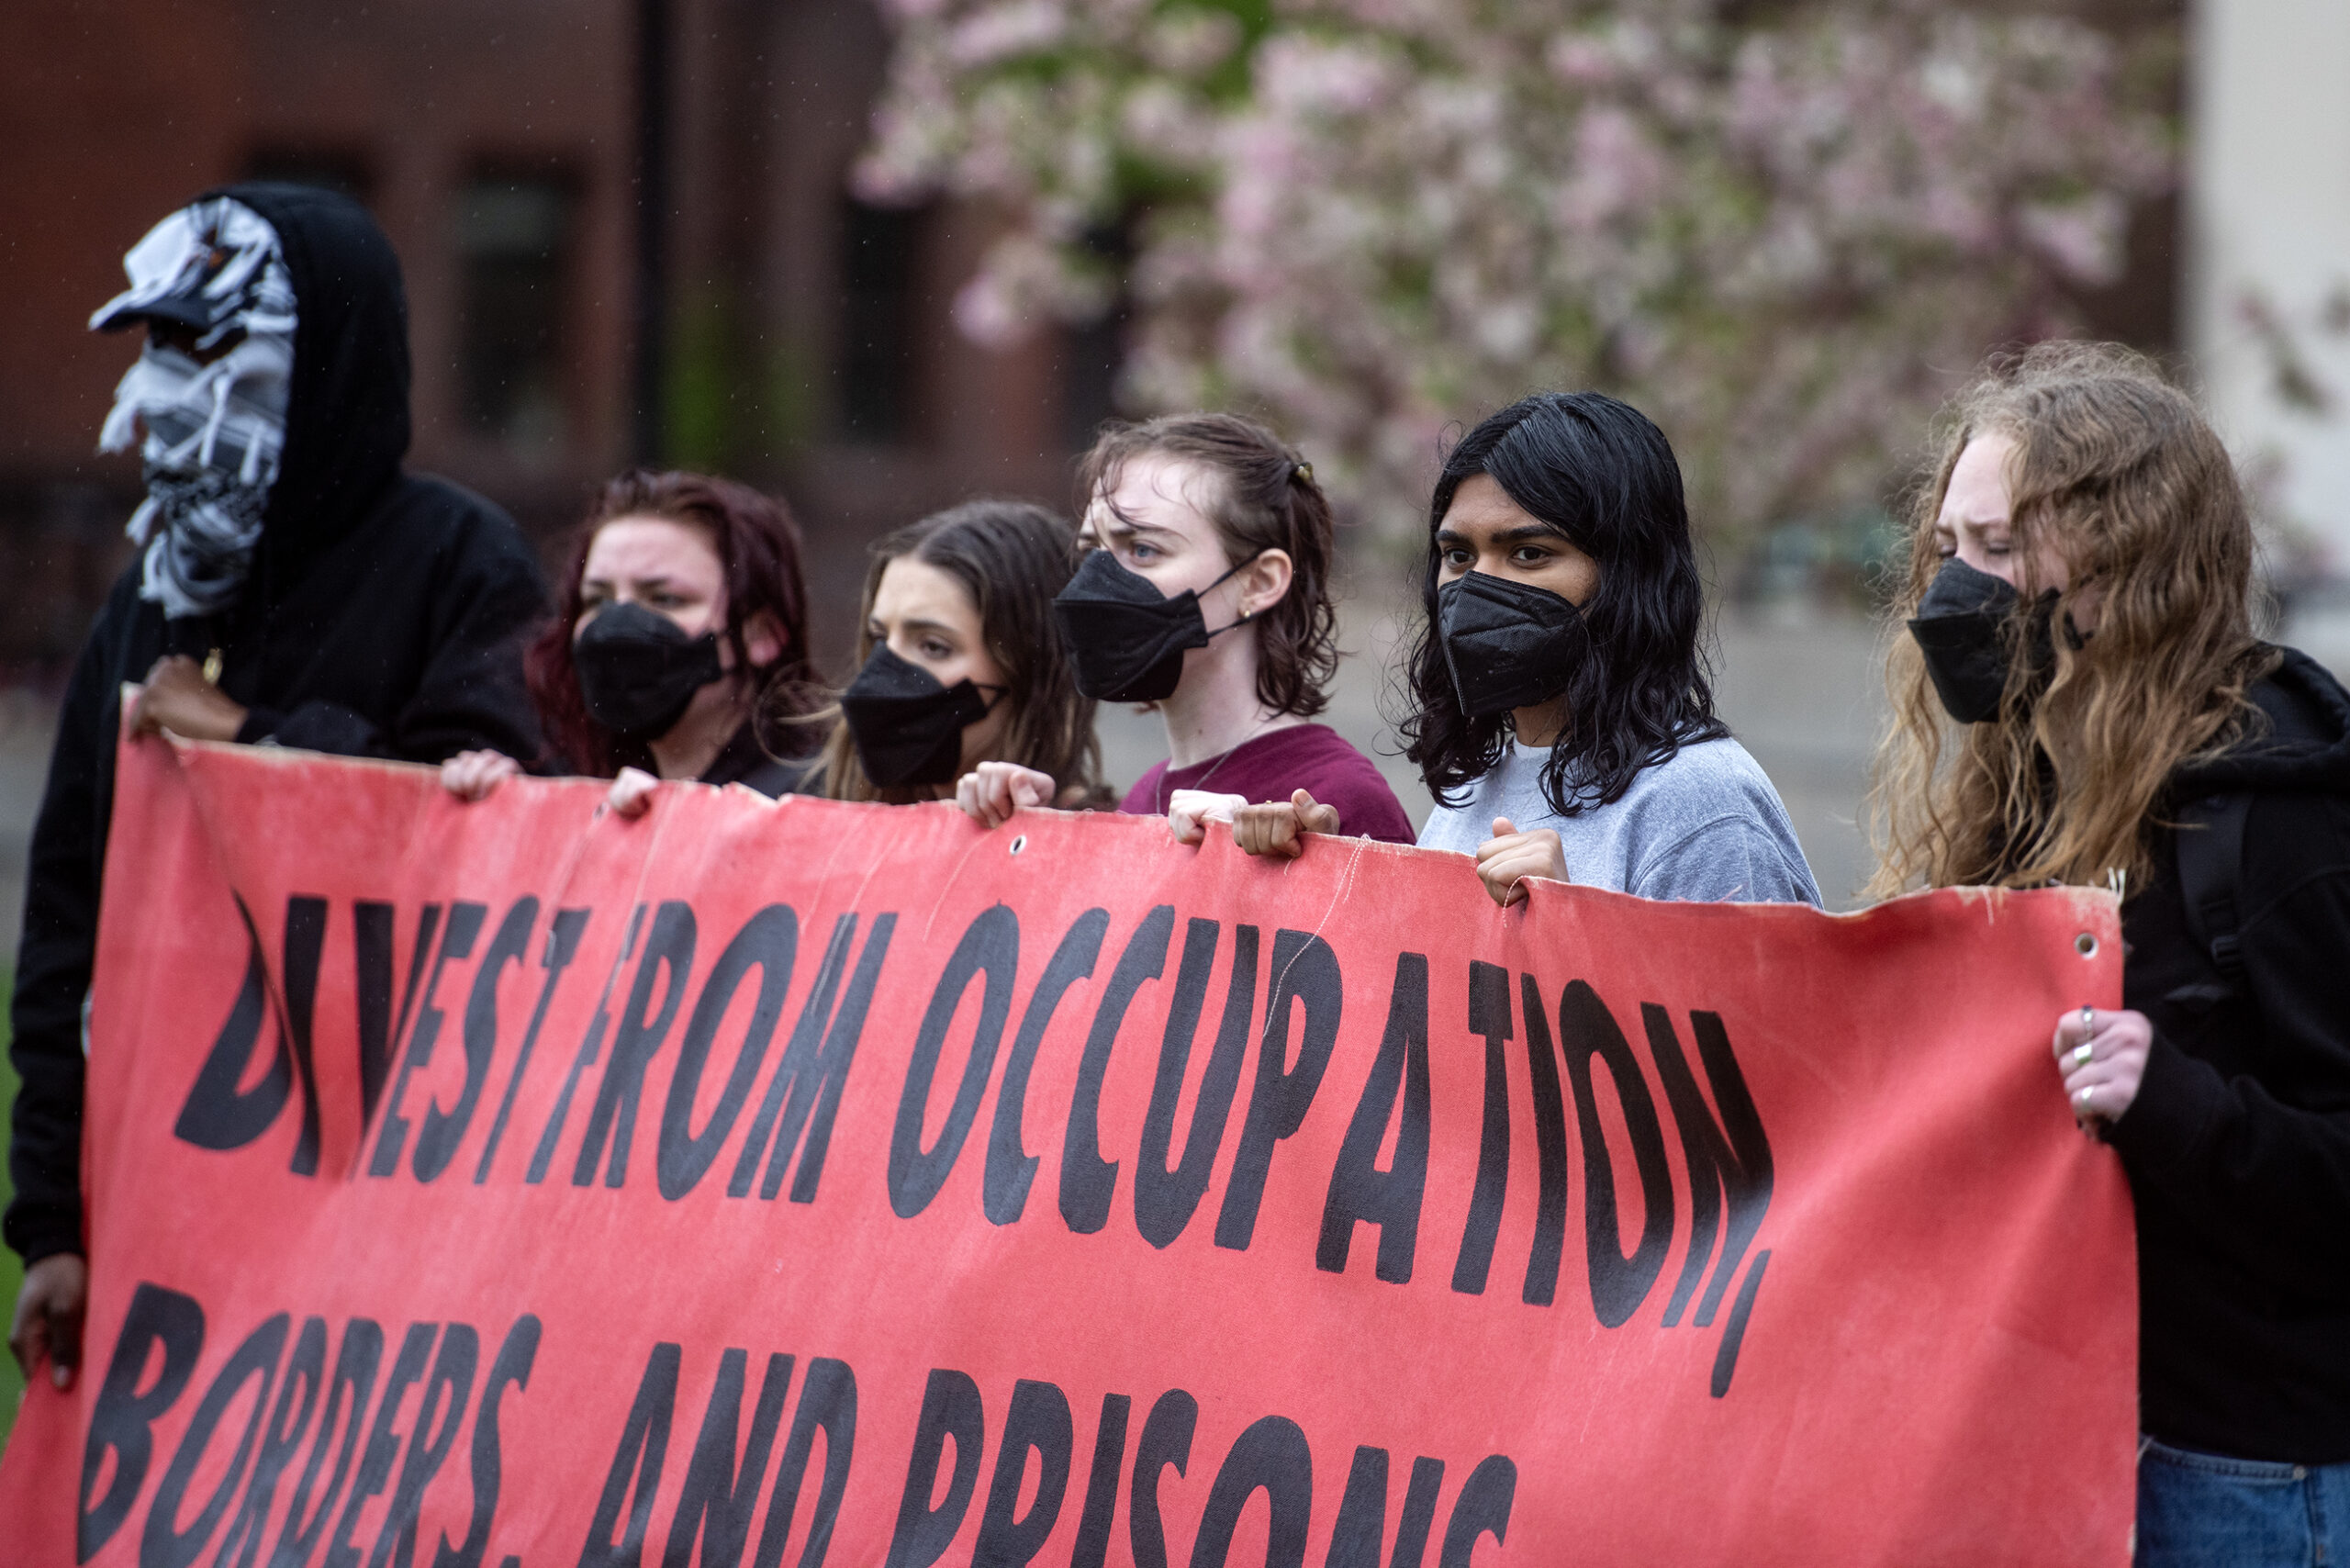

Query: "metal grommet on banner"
left=1010, top=835, right=1027, bottom=856
left=2075, top=933, right=2098, bottom=957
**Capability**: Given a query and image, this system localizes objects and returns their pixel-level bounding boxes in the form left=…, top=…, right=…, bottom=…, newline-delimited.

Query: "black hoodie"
left=6, top=183, right=547, bottom=1266
left=2109, top=645, right=2350, bottom=1461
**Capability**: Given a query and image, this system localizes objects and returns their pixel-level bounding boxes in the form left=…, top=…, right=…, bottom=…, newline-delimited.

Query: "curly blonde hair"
left=1866, top=342, right=2276, bottom=896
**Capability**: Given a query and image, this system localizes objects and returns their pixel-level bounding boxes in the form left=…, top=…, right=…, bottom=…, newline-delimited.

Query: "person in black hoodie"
left=1870, top=342, right=2350, bottom=1563
left=6, top=185, right=546, bottom=1387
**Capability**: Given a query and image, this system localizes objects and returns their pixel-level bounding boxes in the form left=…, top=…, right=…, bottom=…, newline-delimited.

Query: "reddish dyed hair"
left=526, top=469, right=822, bottom=777
left=1076, top=412, right=1340, bottom=718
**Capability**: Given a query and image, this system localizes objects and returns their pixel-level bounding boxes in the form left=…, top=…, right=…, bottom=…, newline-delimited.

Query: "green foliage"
left=666, top=289, right=827, bottom=474
left=763, top=337, right=824, bottom=460
left=664, top=286, right=747, bottom=473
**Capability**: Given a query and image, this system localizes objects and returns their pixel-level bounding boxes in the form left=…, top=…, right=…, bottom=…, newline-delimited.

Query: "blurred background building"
left=0, top=0, right=2343, bottom=937
left=2192, top=0, right=2350, bottom=591
left=0, top=0, right=1128, bottom=680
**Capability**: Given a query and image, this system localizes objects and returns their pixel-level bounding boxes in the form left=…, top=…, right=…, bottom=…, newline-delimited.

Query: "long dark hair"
left=1076, top=412, right=1340, bottom=717
left=1403, top=392, right=1726, bottom=816
left=821, top=499, right=1104, bottom=802
left=527, top=470, right=822, bottom=777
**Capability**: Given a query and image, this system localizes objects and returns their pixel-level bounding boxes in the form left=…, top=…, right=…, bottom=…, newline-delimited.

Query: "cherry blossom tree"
left=860, top=0, right=2173, bottom=541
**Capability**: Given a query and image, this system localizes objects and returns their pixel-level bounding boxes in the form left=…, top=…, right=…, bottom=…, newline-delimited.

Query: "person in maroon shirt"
left=956, top=412, right=1411, bottom=854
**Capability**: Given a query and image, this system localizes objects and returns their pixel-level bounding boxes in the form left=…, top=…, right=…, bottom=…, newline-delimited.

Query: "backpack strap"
left=2175, top=791, right=2253, bottom=984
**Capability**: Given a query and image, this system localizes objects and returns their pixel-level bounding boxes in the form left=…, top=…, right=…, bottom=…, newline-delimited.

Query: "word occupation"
left=0, top=731, right=2138, bottom=1566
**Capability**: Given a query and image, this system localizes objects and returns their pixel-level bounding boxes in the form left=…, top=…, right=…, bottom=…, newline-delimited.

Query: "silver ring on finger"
left=2073, top=1042, right=2094, bottom=1067
left=2075, top=1085, right=2095, bottom=1111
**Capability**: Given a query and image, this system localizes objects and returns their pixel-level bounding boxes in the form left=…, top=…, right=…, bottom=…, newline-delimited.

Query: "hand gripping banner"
left=0, top=732, right=2137, bottom=1566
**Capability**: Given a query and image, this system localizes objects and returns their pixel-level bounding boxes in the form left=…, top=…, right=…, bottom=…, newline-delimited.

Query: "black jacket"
left=2111, top=645, right=2350, bottom=1462
left=6, top=183, right=547, bottom=1266
left=700, top=722, right=820, bottom=799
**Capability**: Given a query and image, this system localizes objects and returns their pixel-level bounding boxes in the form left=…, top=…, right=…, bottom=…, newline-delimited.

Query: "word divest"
left=0, top=733, right=2139, bottom=1566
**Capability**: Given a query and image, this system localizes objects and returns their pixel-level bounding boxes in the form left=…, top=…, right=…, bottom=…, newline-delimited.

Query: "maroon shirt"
left=1118, top=722, right=1416, bottom=844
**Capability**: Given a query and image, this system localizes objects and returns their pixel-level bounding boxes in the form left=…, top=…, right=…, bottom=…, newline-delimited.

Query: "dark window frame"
left=453, top=165, right=582, bottom=455
left=834, top=196, right=931, bottom=446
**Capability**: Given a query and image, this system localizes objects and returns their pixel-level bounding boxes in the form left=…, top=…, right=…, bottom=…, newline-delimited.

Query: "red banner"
left=0, top=730, right=2136, bottom=1565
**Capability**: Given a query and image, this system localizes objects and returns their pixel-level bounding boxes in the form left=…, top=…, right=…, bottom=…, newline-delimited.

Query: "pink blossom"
left=1555, top=106, right=1667, bottom=230
left=861, top=0, right=2175, bottom=540
left=1549, top=34, right=1618, bottom=88
left=2017, top=194, right=2126, bottom=286
left=1255, top=36, right=1397, bottom=118
left=947, top=1, right=1069, bottom=68
left=952, top=272, right=1027, bottom=348
left=1144, top=8, right=1243, bottom=75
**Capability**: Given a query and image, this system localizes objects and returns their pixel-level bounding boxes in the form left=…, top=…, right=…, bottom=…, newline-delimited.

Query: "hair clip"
left=1292, top=461, right=1314, bottom=484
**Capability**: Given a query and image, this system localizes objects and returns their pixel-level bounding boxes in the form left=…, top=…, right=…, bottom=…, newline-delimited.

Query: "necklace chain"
left=1155, top=713, right=1281, bottom=814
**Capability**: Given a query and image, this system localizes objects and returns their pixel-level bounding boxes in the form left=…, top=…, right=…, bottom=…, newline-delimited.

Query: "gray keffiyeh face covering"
left=93, top=197, right=297, bottom=621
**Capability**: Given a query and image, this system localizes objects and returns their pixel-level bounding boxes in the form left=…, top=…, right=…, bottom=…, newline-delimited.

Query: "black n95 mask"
left=1438, top=571, right=1594, bottom=718
left=839, top=644, right=998, bottom=787
left=574, top=601, right=725, bottom=741
left=1051, top=549, right=1256, bottom=703
left=1907, top=559, right=2059, bottom=724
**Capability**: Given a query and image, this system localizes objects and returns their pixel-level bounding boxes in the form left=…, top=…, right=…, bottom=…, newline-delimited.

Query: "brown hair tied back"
left=1077, top=412, right=1341, bottom=719
left=529, top=469, right=822, bottom=778
left=1866, top=342, right=2277, bottom=896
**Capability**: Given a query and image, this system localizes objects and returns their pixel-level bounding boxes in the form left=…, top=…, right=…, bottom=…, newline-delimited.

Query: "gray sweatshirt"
left=1416, top=736, right=1821, bottom=905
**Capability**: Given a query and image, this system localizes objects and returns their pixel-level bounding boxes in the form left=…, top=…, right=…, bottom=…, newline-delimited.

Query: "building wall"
left=0, top=0, right=244, bottom=666
left=2189, top=0, right=2350, bottom=573
left=0, top=0, right=1099, bottom=677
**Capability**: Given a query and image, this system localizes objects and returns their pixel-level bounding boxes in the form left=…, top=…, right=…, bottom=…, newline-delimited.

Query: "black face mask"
left=839, top=644, right=1000, bottom=787
left=1438, top=571, right=1595, bottom=718
left=574, top=601, right=726, bottom=741
left=1907, top=559, right=2060, bottom=724
left=1051, top=549, right=1257, bottom=703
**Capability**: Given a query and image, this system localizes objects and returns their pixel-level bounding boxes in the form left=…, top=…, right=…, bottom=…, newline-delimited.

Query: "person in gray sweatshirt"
left=1403, top=391, right=1819, bottom=909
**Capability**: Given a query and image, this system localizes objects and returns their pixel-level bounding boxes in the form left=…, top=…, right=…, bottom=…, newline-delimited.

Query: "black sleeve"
left=6, top=625, right=121, bottom=1264
left=237, top=535, right=548, bottom=766
left=2109, top=864, right=2350, bottom=1303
